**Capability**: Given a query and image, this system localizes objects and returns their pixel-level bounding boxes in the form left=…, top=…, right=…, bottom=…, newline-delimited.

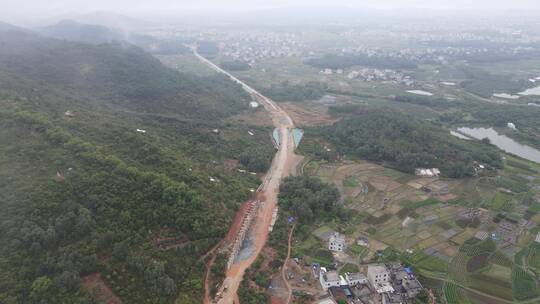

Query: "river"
left=519, top=85, right=540, bottom=96
left=456, top=127, right=540, bottom=163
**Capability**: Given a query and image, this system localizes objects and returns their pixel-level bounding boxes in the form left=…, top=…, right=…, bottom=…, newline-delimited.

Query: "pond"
left=272, top=128, right=280, bottom=147
left=456, top=127, right=540, bottom=163
left=292, top=128, right=304, bottom=148
left=492, top=93, right=520, bottom=100
left=519, top=85, right=540, bottom=96
left=406, top=90, right=433, bottom=96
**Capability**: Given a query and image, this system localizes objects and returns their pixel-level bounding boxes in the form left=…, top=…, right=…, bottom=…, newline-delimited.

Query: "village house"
left=368, top=264, right=390, bottom=285
left=329, top=232, right=346, bottom=252
left=357, top=236, right=369, bottom=247
left=320, top=268, right=341, bottom=291
left=415, top=168, right=441, bottom=177
left=345, top=272, right=368, bottom=285
left=367, top=264, right=394, bottom=294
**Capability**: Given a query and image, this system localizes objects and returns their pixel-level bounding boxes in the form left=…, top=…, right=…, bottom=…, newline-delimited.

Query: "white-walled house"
left=329, top=233, right=345, bottom=252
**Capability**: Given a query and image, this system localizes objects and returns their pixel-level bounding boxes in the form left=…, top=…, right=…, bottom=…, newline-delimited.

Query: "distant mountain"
left=38, top=19, right=189, bottom=55
left=37, top=19, right=125, bottom=44
left=69, top=11, right=154, bottom=31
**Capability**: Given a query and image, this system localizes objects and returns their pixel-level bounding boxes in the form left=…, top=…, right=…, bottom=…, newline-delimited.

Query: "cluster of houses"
left=318, top=263, right=423, bottom=304
left=414, top=168, right=441, bottom=177
left=219, top=32, right=305, bottom=64
left=319, top=68, right=414, bottom=86
left=319, top=233, right=422, bottom=303
left=347, top=68, right=414, bottom=86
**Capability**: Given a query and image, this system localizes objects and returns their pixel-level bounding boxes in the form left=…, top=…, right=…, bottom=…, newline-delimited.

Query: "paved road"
left=193, top=48, right=297, bottom=304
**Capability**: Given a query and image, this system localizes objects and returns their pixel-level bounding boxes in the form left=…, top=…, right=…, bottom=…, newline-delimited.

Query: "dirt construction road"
left=193, top=49, right=301, bottom=304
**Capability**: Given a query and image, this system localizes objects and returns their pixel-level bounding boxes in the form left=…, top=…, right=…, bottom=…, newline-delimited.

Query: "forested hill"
left=301, top=110, right=503, bottom=178
left=0, top=24, right=247, bottom=119
left=0, top=23, right=273, bottom=303
left=37, top=20, right=128, bottom=44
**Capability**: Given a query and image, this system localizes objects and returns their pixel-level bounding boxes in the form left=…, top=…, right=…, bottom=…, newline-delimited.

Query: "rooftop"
left=346, top=272, right=367, bottom=281
left=323, top=270, right=340, bottom=282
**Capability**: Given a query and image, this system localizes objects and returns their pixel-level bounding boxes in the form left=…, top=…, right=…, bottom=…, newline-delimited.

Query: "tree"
left=30, top=276, right=52, bottom=299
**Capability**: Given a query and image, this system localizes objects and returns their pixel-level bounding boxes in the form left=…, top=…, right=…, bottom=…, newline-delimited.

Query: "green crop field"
left=444, top=282, right=471, bottom=304
left=469, top=273, right=513, bottom=301
left=512, top=267, right=538, bottom=300
left=449, top=253, right=470, bottom=284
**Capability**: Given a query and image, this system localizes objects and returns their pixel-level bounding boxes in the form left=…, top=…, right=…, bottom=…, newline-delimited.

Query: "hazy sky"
left=1, top=0, right=540, bottom=24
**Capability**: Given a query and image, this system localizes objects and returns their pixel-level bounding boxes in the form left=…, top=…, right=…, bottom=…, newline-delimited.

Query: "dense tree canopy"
left=306, top=111, right=503, bottom=178
left=0, top=23, right=273, bottom=304
left=278, top=176, right=340, bottom=224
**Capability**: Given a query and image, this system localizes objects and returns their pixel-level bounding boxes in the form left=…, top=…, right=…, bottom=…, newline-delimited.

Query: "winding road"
left=192, top=48, right=300, bottom=304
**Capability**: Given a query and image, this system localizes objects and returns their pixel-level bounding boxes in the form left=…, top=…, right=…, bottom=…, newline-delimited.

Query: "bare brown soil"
left=229, top=109, right=275, bottom=127
left=223, top=159, right=239, bottom=171
left=80, top=273, right=122, bottom=304
left=194, top=49, right=300, bottom=304
left=279, top=102, right=338, bottom=127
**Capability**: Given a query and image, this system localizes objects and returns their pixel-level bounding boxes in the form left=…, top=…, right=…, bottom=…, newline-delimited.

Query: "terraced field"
left=512, top=267, right=538, bottom=300
left=444, top=282, right=471, bottom=304
left=449, top=252, right=470, bottom=284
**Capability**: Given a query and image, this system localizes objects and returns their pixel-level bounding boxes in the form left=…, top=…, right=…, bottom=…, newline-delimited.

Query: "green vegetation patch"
left=261, top=81, right=327, bottom=102
left=444, top=282, right=471, bottom=304
left=469, top=273, right=513, bottom=301
left=305, top=111, right=502, bottom=178
left=512, top=267, right=538, bottom=301
left=466, top=253, right=490, bottom=272
left=343, top=176, right=360, bottom=187
left=279, top=176, right=341, bottom=224
left=339, top=263, right=359, bottom=275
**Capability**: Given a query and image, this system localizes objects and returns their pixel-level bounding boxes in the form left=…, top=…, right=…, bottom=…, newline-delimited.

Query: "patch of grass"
left=488, top=192, right=513, bottom=212
left=403, top=198, right=441, bottom=211
left=339, top=263, right=359, bottom=275
left=444, top=282, right=471, bottom=304
left=484, top=264, right=512, bottom=282
left=466, top=253, right=490, bottom=272
left=529, top=202, right=540, bottom=213
left=527, top=245, right=540, bottom=273
left=312, top=249, right=334, bottom=266
left=343, top=176, right=360, bottom=187
left=415, top=255, right=448, bottom=273
left=349, top=244, right=366, bottom=256
left=365, top=214, right=392, bottom=225
left=460, top=239, right=496, bottom=257
left=512, top=267, right=538, bottom=300
left=490, top=251, right=513, bottom=268
left=435, top=221, right=453, bottom=230
left=469, top=273, right=513, bottom=301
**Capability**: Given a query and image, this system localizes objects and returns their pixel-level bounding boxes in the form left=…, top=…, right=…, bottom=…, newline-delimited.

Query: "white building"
left=507, top=122, right=517, bottom=130
left=329, top=233, right=345, bottom=252
left=367, top=264, right=394, bottom=294
left=249, top=101, right=259, bottom=108
left=357, top=237, right=369, bottom=247
left=319, top=268, right=340, bottom=291
left=346, top=272, right=368, bottom=285
left=368, top=264, right=390, bottom=285
left=415, top=168, right=441, bottom=177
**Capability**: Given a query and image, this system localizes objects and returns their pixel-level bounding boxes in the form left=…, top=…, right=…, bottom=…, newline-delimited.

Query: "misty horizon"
left=3, top=0, right=540, bottom=27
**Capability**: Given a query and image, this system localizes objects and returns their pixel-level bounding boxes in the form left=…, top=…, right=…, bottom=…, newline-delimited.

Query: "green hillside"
left=0, top=24, right=272, bottom=303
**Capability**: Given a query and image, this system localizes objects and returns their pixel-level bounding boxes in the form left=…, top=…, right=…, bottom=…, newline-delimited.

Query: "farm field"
left=296, top=154, right=540, bottom=302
